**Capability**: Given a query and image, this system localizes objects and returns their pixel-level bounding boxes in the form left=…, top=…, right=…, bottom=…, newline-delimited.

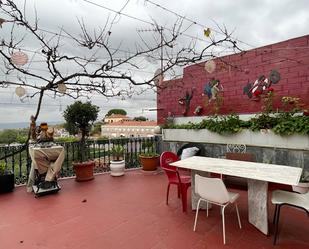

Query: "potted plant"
left=292, top=170, right=309, bottom=194
left=110, top=144, right=125, bottom=176
left=139, top=140, right=160, bottom=171
left=0, top=161, right=14, bottom=193
left=63, top=101, right=99, bottom=182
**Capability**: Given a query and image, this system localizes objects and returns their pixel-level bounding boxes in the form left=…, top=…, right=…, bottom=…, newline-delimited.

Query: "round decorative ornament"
left=204, top=60, right=216, bottom=73
left=58, top=83, right=67, bottom=94
left=15, top=86, right=26, bottom=97
left=153, top=68, right=164, bottom=86
left=269, top=70, right=280, bottom=84
left=11, top=51, right=28, bottom=66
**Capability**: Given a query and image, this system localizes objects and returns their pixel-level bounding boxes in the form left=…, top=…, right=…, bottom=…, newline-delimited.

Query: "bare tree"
left=0, top=0, right=240, bottom=158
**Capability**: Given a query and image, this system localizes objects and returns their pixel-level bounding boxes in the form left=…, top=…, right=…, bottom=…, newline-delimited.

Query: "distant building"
left=54, top=128, right=70, bottom=138
left=104, top=114, right=130, bottom=124
left=101, top=120, right=157, bottom=138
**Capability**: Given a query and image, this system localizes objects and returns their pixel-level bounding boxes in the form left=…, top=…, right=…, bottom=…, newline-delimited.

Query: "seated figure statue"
left=27, top=120, right=64, bottom=196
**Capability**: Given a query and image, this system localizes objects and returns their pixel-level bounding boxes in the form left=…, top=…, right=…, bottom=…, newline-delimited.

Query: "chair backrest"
left=160, top=151, right=179, bottom=170
left=225, top=152, right=255, bottom=162
left=160, top=151, right=181, bottom=182
left=195, top=174, right=230, bottom=204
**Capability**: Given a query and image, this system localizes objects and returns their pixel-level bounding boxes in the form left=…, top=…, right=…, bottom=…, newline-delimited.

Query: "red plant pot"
left=73, top=161, right=95, bottom=182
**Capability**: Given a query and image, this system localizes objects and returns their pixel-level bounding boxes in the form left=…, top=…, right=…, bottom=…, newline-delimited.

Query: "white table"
left=170, top=156, right=302, bottom=235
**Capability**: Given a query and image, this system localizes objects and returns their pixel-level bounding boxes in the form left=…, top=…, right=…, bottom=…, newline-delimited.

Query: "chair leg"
left=193, top=198, right=202, bottom=231
left=222, top=205, right=227, bottom=245
left=235, top=202, right=242, bottom=229
left=206, top=201, right=209, bottom=217
left=181, top=186, right=188, bottom=212
left=273, top=204, right=281, bottom=245
left=166, top=184, right=170, bottom=205
left=273, top=204, right=278, bottom=224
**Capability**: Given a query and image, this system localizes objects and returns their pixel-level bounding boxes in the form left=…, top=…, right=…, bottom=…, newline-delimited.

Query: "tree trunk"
left=79, top=129, right=87, bottom=162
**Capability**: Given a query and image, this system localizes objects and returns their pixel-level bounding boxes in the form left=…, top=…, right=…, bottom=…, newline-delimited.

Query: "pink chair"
left=160, top=151, right=191, bottom=212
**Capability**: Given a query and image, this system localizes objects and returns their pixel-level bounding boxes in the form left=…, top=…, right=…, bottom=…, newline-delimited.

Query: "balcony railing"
left=0, top=136, right=160, bottom=185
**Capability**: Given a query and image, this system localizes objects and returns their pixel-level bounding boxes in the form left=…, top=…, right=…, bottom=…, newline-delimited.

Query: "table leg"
left=191, top=170, right=211, bottom=210
left=248, top=179, right=268, bottom=235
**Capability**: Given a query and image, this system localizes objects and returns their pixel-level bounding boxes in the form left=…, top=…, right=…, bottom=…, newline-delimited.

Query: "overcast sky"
left=0, top=0, right=308, bottom=125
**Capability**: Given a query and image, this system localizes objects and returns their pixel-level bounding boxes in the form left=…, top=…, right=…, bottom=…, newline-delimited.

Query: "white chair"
left=271, top=190, right=309, bottom=245
left=193, top=175, right=242, bottom=244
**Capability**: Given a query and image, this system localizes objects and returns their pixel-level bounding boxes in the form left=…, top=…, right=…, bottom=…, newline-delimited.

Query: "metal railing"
left=0, top=136, right=160, bottom=185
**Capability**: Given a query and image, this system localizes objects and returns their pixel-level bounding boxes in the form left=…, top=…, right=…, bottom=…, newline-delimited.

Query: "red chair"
left=160, top=151, right=191, bottom=212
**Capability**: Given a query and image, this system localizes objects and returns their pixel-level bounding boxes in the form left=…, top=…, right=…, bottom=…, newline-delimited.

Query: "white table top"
left=170, top=156, right=302, bottom=185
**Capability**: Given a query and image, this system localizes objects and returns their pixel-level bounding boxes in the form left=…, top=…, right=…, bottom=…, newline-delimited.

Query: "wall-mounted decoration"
left=204, top=60, right=216, bottom=73
left=11, top=51, right=28, bottom=66
left=243, top=70, right=280, bottom=101
left=165, top=111, right=175, bottom=125
left=269, top=70, right=281, bottom=84
left=178, top=90, right=194, bottom=116
left=203, top=78, right=223, bottom=102
left=194, top=105, right=203, bottom=115
left=216, top=60, right=228, bottom=73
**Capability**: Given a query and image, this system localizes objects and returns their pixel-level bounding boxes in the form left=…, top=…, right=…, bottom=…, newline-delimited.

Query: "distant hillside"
left=0, top=121, right=63, bottom=130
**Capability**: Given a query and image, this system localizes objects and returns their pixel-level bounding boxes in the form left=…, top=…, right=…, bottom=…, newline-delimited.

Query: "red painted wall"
left=157, top=35, right=309, bottom=124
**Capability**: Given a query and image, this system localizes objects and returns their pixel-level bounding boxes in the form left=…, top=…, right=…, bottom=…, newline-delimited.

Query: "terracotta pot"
left=139, top=155, right=160, bottom=171
left=73, top=161, right=95, bottom=182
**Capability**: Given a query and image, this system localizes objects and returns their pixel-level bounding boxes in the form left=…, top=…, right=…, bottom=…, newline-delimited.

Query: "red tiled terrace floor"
left=0, top=170, right=308, bottom=249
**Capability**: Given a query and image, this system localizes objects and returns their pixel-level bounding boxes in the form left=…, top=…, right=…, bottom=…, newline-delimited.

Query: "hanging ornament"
left=15, top=86, right=26, bottom=97
left=153, top=68, right=164, bottom=86
left=204, top=60, right=216, bottom=73
left=203, top=28, right=211, bottom=37
left=0, top=18, right=6, bottom=28
left=11, top=51, right=28, bottom=66
left=57, top=83, right=67, bottom=94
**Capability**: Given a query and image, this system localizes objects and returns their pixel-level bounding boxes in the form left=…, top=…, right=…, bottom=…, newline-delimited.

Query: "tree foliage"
left=106, top=109, right=127, bottom=117
left=133, top=116, right=147, bottom=121
left=63, top=101, right=99, bottom=161
left=0, top=128, right=28, bottom=144
left=63, top=101, right=99, bottom=136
